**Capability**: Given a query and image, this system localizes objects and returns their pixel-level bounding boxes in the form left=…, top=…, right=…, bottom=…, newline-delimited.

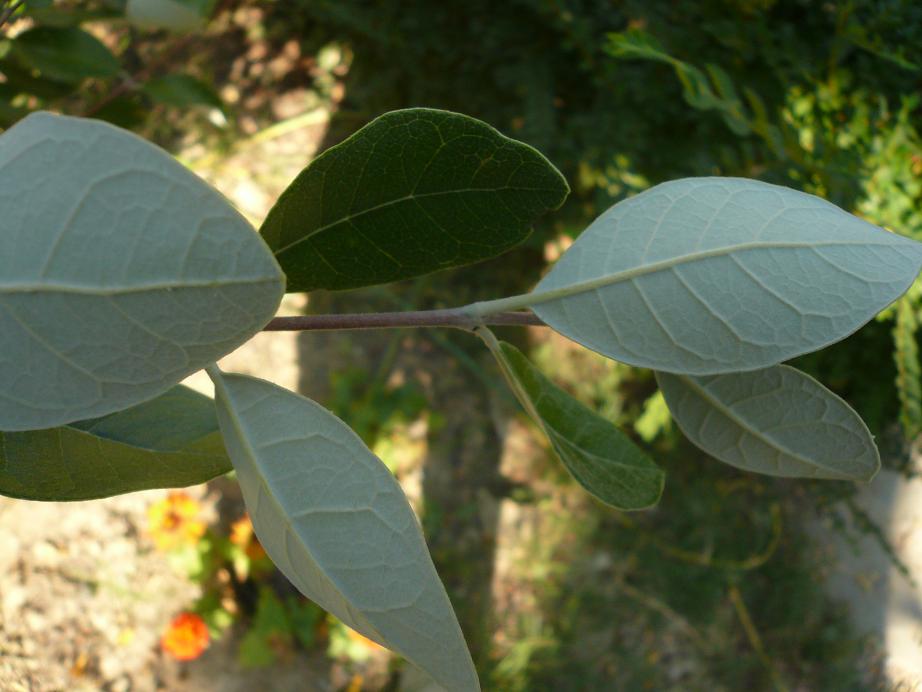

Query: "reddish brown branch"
left=263, top=310, right=545, bottom=332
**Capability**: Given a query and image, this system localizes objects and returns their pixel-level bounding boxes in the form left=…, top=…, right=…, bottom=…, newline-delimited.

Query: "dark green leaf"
left=260, top=108, right=569, bottom=292
left=24, top=6, right=121, bottom=26
left=171, top=0, right=218, bottom=16
left=0, top=385, right=231, bottom=501
left=11, top=26, right=119, bottom=83
left=0, top=85, right=26, bottom=127
left=0, top=59, right=76, bottom=99
left=143, top=73, right=222, bottom=109
left=486, top=336, right=664, bottom=510
left=92, top=94, right=148, bottom=129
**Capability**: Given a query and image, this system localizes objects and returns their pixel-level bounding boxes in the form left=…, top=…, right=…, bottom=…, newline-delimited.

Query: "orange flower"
left=229, top=514, right=267, bottom=561
left=147, top=492, right=206, bottom=552
left=161, top=612, right=209, bottom=661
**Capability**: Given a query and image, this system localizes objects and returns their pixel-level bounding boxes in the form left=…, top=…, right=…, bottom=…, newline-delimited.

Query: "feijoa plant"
left=1, top=108, right=919, bottom=691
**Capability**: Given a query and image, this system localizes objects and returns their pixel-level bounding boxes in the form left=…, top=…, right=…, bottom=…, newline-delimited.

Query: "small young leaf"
left=484, top=335, right=664, bottom=510
left=656, top=365, right=880, bottom=480
left=607, top=32, right=751, bottom=135
left=208, top=368, right=480, bottom=692
left=606, top=29, right=673, bottom=63
left=11, top=27, right=119, bottom=83
left=143, top=74, right=223, bottom=110
left=0, top=385, right=230, bottom=501
left=0, top=112, right=285, bottom=430
left=524, top=178, right=922, bottom=374
left=261, top=108, right=569, bottom=292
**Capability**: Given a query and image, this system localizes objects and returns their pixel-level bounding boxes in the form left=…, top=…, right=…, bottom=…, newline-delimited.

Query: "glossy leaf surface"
left=656, top=365, right=879, bottom=480
left=528, top=177, right=922, bottom=374
left=261, top=108, right=569, bottom=292
left=0, top=112, right=284, bottom=430
left=209, top=369, right=479, bottom=692
left=492, top=339, right=664, bottom=510
left=0, top=385, right=230, bottom=501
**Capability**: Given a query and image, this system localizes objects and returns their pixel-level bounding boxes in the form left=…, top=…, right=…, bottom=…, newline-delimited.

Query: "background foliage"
left=2, top=0, right=921, bottom=689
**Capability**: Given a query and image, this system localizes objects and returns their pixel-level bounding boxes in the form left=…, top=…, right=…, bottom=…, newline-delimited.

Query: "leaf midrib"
left=551, top=430, right=662, bottom=503
left=674, top=372, right=845, bottom=476
left=528, top=238, right=908, bottom=308
left=271, top=185, right=563, bottom=257
left=0, top=276, right=280, bottom=295
left=209, top=371, right=388, bottom=646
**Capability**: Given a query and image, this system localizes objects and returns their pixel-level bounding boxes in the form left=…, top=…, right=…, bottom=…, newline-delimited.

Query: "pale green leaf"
left=483, top=335, right=663, bottom=510
left=522, top=178, right=922, bottom=374
left=260, top=108, right=569, bottom=292
left=209, top=368, right=480, bottom=692
left=0, top=385, right=230, bottom=501
left=0, top=112, right=284, bottom=430
left=656, top=365, right=880, bottom=480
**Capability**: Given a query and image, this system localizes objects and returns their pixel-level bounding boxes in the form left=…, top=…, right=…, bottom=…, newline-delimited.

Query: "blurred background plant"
left=1, top=0, right=921, bottom=689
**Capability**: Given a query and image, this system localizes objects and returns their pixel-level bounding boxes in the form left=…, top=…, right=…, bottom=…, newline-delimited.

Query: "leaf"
left=521, top=177, right=922, bottom=374
left=126, top=0, right=213, bottom=32
left=238, top=587, right=292, bottom=668
left=0, top=385, right=231, bottom=501
left=23, top=6, right=121, bottom=26
left=484, top=335, right=663, bottom=510
left=92, top=94, right=148, bottom=130
left=703, top=64, right=750, bottom=136
left=0, top=59, right=76, bottom=100
left=655, top=365, right=880, bottom=480
left=209, top=368, right=480, bottom=692
left=0, top=112, right=284, bottom=430
left=143, top=74, right=223, bottom=110
left=606, top=30, right=674, bottom=64
left=11, top=26, right=119, bottom=83
left=634, top=390, right=671, bottom=443
left=260, top=108, right=569, bottom=292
